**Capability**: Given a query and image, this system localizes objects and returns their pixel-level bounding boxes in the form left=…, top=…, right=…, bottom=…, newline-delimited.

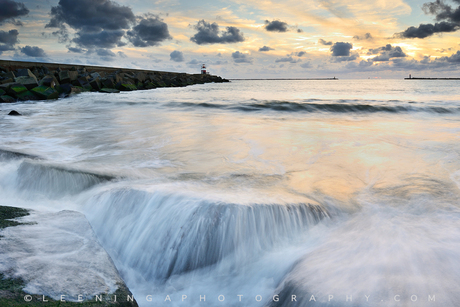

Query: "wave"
left=0, top=148, right=41, bottom=161
left=84, top=188, right=329, bottom=283
left=14, top=161, right=114, bottom=198
left=174, top=100, right=457, bottom=114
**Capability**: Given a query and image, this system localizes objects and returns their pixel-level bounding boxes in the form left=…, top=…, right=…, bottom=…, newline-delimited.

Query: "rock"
left=0, top=78, right=14, bottom=84
left=0, top=95, right=15, bottom=103
left=118, top=83, right=137, bottom=91
left=100, top=88, right=120, bottom=93
left=31, top=86, right=59, bottom=100
left=15, top=76, right=39, bottom=90
left=144, top=82, right=156, bottom=89
left=8, top=110, right=21, bottom=116
left=90, top=72, right=101, bottom=79
left=68, top=71, right=79, bottom=81
left=1, top=71, right=15, bottom=80
left=6, top=83, right=28, bottom=97
left=101, top=78, right=115, bottom=89
left=58, top=70, right=71, bottom=84
left=0, top=89, right=4, bottom=96
left=77, top=77, right=92, bottom=91
left=89, top=78, right=101, bottom=91
left=15, top=69, right=35, bottom=78
left=16, top=90, right=39, bottom=101
left=39, top=75, right=59, bottom=88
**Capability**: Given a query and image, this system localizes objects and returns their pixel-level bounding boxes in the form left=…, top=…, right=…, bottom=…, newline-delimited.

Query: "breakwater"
left=0, top=60, right=229, bottom=103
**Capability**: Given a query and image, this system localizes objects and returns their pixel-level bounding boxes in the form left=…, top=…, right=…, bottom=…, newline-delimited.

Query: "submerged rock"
left=7, top=110, right=21, bottom=116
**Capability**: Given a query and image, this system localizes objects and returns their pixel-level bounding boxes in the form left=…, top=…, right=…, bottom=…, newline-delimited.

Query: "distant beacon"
left=201, top=64, right=207, bottom=75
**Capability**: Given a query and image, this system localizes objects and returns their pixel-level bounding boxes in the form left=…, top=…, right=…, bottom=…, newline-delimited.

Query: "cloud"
left=300, top=62, right=312, bottom=69
left=187, top=59, right=200, bottom=65
left=73, top=30, right=125, bottom=49
left=20, top=45, right=47, bottom=57
left=232, top=51, right=252, bottom=63
left=0, top=29, right=19, bottom=55
left=275, top=56, right=301, bottom=63
left=190, top=20, right=245, bottom=44
left=46, top=0, right=135, bottom=48
left=318, top=38, right=333, bottom=45
left=353, top=33, right=373, bottom=40
left=96, top=48, right=116, bottom=57
left=396, top=0, right=460, bottom=38
left=264, top=20, right=289, bottom=32
left=368, top=44, right=406, bottom=61
left=170, top=50, right=184, bottom=62
left=67, top=47, right=84, bottom=53
left=118, top=51, right=127, bottom=58
left=293, top=51, right=307, bottom=57
left=259, top=46, right=274, bottom=52
left=0, top=0, right=29, bottom=24
left=330, top=42, right=353, bottom=56
left=332, top=53, right=359, bottom=62
left=126, top=16, right=171, bottom=47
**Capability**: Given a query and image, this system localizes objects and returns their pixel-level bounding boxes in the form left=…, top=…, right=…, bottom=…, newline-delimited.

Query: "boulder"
left=8, top=110, right=21, bottom=116
left=39, top=75, right=59, bottom=88
left=100, top=88, right=120, bottom=93
left=90, top=72, right=101, bottom=79
left=117, top=83, right=137, bottom=91
left=0, top=95, right=15, bottom=103
left=89, top=78, right=101, bottom=91
left=68, top=71, right=79, bottom=81
left=101, top=78, right=114, bottom=89
left=1, top=71, right=15, bottom=80
left=6, top=83, right=28, bottom=97
left=16, top=90, right=39, bottom=101
left=15, top=69, right=35, bottom=78
left=15, top=76, right=39, bottom=90
left=0, top=89, right=5, bottom=96
left=0, top=78, right=14, bottom=85
left=31, top=86, right=59, bottom=100
left=58, top=70, right=71, bottom=84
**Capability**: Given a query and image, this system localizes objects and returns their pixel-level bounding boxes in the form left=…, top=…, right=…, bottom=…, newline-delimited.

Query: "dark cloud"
left=297, top=29, right=304, bottom=33
left=330, top=42, right=353, bottom=56
left=264, top=20, right=289, bottom=32
left=0, top=29, right=19, bottom=55
left=67, top=47, right=84, bottom=53
left=353, top=33, right=373, bottom=40
left=0, top=29, right=19, bottom=45
left=300, top=62, right=312, bottom=69
left=398, top=21, right=457, bottom=38
left=46, top=0, right=136, bottom=48
left=126, top=16, right=171, bottom=47
left=396, top=0, right=460, bottom=38
left=318, top=38, right=333, bottom=45
left=259, top=46, right=274, bottom=52
left=232, top=51, right=252, bottom=63
left=118, top=51, right=127, bottom=58
left=293, top=51, right=307, bottom=57
left=332, top=53, right=359, bottom=62
left=170, top=50, right=184, bottom=62
left=275, top=56, right=301, bottom=63
left=20, top=45, right=47, bottom=57
left=0, top=0, right=29, bottom=24
left=368, top=44, right=406, bottom=61
left=72, top=30, right=125, bottom=49
left=190, top=20, right=245, bottom=44
left=439, top=50, right=460, bottom=63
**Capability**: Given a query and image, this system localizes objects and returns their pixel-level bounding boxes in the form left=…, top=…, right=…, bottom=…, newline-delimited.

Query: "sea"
left=1, top=79, right=460, bottom=306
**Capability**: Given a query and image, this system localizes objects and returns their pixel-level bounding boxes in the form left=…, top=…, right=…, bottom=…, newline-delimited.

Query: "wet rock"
left=15, top=76, right=39, bottom=90
left=100, top=88, right=120, bottom=93
left=118, top=83, right=137, bottom=91
left=58, top=70, right=71, bottom=84
left=8, top=110, right=21, bottom=116
left=16, top=90, right=39, bottom=101
left=0, top=95, right=15, bottom=103
left=6, top=83, right=28, bottom=97
left=15, top=69, right=35, bottom=78
left=39, top=75, right=59, bottom=88
left=31, top=86, right=59, bottom=100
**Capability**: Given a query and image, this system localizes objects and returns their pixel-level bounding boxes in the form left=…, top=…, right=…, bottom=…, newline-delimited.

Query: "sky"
left=1, top=0, right=460, bottom=78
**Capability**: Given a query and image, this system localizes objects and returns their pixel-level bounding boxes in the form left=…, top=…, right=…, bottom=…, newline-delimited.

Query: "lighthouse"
left=201, top=64, right=207, bottom=75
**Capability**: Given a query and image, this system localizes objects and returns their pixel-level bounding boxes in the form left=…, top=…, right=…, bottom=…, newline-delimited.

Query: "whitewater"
left=1, top=79, right=460, bottom=306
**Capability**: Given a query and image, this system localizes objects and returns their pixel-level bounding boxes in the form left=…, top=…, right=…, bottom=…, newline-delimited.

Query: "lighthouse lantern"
left=201, top=64, right=207, bottom=75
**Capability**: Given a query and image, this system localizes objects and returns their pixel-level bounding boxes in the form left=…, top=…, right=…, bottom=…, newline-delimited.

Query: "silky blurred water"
left=1, top=79, right=460, bottom=306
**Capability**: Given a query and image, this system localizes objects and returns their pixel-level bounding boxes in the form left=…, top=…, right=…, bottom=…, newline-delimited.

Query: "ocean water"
left=1, top=79, right=460, bottom=306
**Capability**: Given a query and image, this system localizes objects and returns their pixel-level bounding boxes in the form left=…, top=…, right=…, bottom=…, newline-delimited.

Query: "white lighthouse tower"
left=201, top=64, right=207, bottom=75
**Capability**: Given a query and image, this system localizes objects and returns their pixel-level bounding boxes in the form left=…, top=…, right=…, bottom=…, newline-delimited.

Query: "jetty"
left=0, top=60, right=229, bottom=103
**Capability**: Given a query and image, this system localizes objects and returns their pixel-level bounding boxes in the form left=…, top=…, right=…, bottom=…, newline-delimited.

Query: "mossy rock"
left=31, top=86, right=59, bottom=100
left=100, top=88, right=120, bottom=94
left=0, top=89, right=5, bottom=96
left=144, top=82, right=156, bottom=90
left=118, top=84, right=137, bottom=91
left=15, top=76, right=38, bottom=90
left=0, top=95, right=15, bottom=103
left=16, top=91, right=39, bottom=101
left=6, top=84, right=28, bottom=97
